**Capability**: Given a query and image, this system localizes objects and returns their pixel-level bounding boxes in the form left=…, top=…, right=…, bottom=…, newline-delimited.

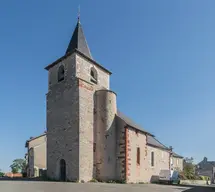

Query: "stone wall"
left=48, top=55, right=76, bottom=90
left=146, top=145, right=170, bottom=183
left=27, top=135, right=47, bottom=177
left=78, top=78, right=94, bottom=182
left=94, top=90, right=117, bottom=181
left=115, top=117, right=127, bottom=181
left=172, top=157, right=183, bottom=171
left=76, top=54, right=110, bottom=90
left=76, top=54, right=111, bottom=182
left=126, top=127, right=147, bottom=183
left=33, top=142, right=46, bottom=169
left=46, top=54, right=80, bottom=181
left=180, top=180, right=210, bottom=185
left=28, top=148, right=34, bottom=177
left=46, top=52, right=111, bottom=182
left=125, top=127, right=170, bottom=183
left=46, top=51, right=172, bottom=183
left=28, top=135, right=46, bottom=149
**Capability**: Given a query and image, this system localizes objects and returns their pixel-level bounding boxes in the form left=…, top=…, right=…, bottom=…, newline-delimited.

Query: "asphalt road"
left=0, top=181, right=215, bottom=192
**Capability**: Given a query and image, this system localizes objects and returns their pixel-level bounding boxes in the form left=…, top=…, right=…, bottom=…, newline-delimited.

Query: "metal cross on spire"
left=78, top=5, right=81, bottom=22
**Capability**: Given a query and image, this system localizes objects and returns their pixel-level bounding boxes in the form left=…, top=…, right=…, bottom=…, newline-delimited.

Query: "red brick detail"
left=79, top=80, right=93, bottom=91
left=125, top=126, right=133, bottom=182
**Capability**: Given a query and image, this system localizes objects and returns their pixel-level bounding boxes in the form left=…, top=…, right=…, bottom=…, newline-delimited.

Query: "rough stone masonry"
left=44, top=17, right=183, bottom=183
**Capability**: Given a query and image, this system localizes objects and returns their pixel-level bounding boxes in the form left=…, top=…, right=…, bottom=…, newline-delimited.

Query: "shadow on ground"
left=174, top=184, right=215, bottom=192
left=1, top=178, right=215, bottom=191
left=156, top=183, right=215, bottom=192
left=0, top=177, right=44, bottom=182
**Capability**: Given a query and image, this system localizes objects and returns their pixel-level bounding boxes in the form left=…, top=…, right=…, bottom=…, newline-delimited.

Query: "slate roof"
left=117, top=110, right=153, bottom=136
left=65, top=19, right=92, bottom=59
left=45, top=19, right=112, bottom=74
left=197, top=158, right=215, bottom=167
left=196, top=159, right=215, bottom=176
left=147, top=136, right=183, bottom=158
left=147, top=135, right=169, bottom=150
left=116, top=111, right=177, bottom=154
left=172, top=152, right=184, bottom=159
left=208, top=161, right=215, bottom=166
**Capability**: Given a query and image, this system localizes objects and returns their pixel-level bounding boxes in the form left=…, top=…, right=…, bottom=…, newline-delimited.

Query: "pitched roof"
left=116, top=110, right=174, bottom=151
left=45, top=49, right=112, bottom=74
left=25, top=132, right=46, bottom=148
left=172, top=152, right=184, bottom=159
left=208, top=161, right=215, bottom=166
left=65, top=19, right=92, bottom=59
left=117, top=110, right=153, bottom=136
left=197, top=158, right=215, bottom=166
left=147, top=135, right=169, bottom=150
left=147, top=136, right=183, bottom=158
left=45, top=19, right=112, bottom=74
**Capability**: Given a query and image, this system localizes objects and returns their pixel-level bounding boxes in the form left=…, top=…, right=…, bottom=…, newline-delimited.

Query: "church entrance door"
left=60, top=159, right=66, bottom=181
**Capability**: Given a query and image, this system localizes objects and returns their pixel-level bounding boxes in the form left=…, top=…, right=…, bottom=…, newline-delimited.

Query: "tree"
left=183, top=157, right=195, bottom=179
left=184, top=163, right=195, bottom=179
left=10, top=159, right=26, bottom=174
left=0, top=169, right=4, bottom=177
left=184, top=157, right=194, bottom=164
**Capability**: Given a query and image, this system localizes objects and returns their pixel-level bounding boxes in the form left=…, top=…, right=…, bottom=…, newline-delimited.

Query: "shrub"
left=89, top=178, right=98, bottom=183
left=199, top=176, right=210, bottom=181
left=115, top=180, right=126, bottom=184
left=107, top=180, right=116, bottom=183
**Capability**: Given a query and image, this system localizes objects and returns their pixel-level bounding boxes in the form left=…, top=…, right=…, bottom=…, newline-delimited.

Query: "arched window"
left=60, top=159, right=66, bottom=181
left=90, top=67, right=98, bottom=84
left=91, top=70, right=95, bottom=78
left=58, top=65, right=65, bottom=82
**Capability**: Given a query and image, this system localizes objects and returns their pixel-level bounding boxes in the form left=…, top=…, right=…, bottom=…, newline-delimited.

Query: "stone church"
left=40, top=17, right=183, bottom=183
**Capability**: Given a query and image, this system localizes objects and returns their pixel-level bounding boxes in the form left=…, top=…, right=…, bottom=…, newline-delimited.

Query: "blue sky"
left=0, top=0, right=215, bottom=172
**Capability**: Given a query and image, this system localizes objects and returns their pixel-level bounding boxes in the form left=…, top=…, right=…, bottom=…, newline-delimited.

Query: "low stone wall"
left=180, top=180, right=210, bottom=185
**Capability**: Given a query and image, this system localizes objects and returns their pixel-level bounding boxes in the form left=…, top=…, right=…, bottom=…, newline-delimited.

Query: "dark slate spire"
left=65, top=18, right=92, bottom=59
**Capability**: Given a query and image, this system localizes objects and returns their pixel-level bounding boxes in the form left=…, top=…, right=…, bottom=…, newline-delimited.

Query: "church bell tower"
left=45, top=17, right=113, bottom=182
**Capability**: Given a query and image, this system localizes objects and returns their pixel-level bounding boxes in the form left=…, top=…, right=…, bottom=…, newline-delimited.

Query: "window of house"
left=170, top=157, right=173, bottom=165
left=90, top=67, right=98, bottom=84
left=137, top=147, right=140, bottom=165
left=93, top=143, right=96, bottom=152
left=58, top=65, right=65, bottom=82
left=151, top=151, right=155, bottom=167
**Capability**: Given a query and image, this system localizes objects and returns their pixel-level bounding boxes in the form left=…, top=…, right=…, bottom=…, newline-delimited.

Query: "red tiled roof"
left=5, top=172, right=22, bottom=178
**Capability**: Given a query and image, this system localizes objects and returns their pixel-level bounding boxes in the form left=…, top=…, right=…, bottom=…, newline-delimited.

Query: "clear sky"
left=0, top=0, right=215, bottom=172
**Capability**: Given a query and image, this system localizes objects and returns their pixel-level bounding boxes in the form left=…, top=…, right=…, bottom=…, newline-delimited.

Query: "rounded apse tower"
left=94, top=89, right=117, bottom=181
